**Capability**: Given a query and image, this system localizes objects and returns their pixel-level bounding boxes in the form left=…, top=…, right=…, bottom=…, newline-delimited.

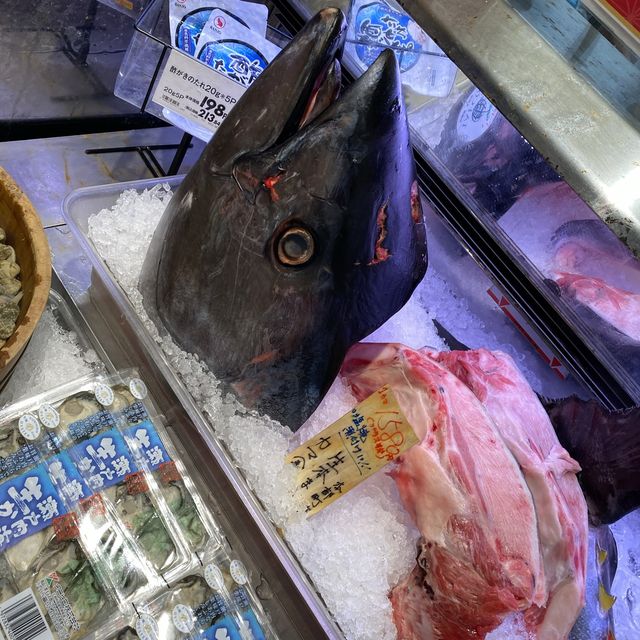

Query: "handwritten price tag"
left=286, top=385, right=418, bottom=517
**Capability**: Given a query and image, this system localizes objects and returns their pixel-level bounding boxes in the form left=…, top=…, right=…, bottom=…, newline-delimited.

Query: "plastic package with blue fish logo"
left=345, top=0, right=457, bottom=98
left=194, top=10, right=281, bottom=87
left=169, top=0, right=269, bottom=56
left=164, top=0, right=275, bottom=140
left=0, top=370, right=229, bottom=640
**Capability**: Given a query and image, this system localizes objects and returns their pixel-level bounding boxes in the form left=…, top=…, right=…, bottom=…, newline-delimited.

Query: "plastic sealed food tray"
left=2, top=267, right=322, bottom=637
left=61, top=177, right=342, bottom=639
left=0, top=367, right=277, bottom=640
left=114, top=0, right=293, bottom=141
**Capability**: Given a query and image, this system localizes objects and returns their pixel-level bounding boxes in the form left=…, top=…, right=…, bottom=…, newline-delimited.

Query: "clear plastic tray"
left=0, top=366, right=258, bottom=640
left=60, top=178, right=343, bottom=639
left=1, top=253, right=328, bottom=637
left=60, top=171, right=640, bottom=639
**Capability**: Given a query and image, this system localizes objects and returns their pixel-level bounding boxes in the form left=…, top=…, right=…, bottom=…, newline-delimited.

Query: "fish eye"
left=276, top=226, right=315, bottom=266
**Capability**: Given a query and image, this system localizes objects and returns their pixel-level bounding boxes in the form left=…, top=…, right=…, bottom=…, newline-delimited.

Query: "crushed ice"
left=85, top=184, right=542, bottom=640
left=3, top=306, right=104, bottom=406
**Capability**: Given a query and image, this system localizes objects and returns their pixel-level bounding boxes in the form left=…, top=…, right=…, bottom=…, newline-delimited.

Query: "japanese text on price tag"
left=152, top=49, right=245, bottom=134
left=286, top=385, right=418, bottom=517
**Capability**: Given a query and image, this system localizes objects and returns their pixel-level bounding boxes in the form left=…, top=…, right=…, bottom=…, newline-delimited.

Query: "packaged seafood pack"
left=162, top=0, right=279, bottom=140
left=113, top=550, right=274, bottom=640
left=345, top=0, right=457, bottom=100
left=0, top=370, right=228, bottom=640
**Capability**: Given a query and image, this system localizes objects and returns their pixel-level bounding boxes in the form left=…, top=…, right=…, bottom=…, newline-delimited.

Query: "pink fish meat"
left=554, top=272, right=640, bottom=342
left=341, top=343, right=544, bottom=639
left=433, top=349, right=588, bottom=639
left=499, top=181, right=640, bottom=342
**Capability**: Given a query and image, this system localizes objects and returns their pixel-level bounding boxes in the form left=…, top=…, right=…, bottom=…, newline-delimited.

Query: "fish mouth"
left=267, top=8, right=346, bottom=143
left=297, top=57, right=342, bottom=130
left=207, top=8, right=347, bottom=172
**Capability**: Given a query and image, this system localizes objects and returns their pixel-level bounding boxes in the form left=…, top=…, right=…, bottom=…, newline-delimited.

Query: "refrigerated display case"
left=274, top=0, right=640, bottom=411
left=111, top=0, right=640, bottom=409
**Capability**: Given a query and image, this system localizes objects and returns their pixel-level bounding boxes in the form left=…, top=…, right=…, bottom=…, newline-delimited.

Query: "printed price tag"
left=286, top=385, right=418, bottom=517
left=152, top=49, right=244, bottom=135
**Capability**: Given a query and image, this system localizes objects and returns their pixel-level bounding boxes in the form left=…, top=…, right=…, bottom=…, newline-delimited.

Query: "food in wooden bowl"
left=0, top=167, right=51, bottom=386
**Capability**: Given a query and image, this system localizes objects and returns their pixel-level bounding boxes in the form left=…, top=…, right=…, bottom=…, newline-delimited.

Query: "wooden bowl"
left=0, top=167, right=51, bottom=386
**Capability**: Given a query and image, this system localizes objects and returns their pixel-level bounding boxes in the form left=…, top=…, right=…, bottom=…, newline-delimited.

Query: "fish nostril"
left=277, top=227, right=315, bottom=266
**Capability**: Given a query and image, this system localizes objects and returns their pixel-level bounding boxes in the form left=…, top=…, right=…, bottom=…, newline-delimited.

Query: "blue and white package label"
left=202, top=615, right=243, bottom=640
left=197, top=40, right=270, bottom=87
left=70, top=429, right=139, bottom=492
left=353, top=1, right=422, bottom=71
left=347, top=0, right=457, bottom=97
left=171, top=0, right=269, bottom=55
left=455, top=87, right=499, bottom=144
left=0, top=463, right=67, bottom=552
left=0, top=443, right=40, bottom=481
left=46, top=451, right=92, bottom=505
left=195, top=10, right=280, bottom=88
left=242, top=608, right=266, bottom=640
left=124, top=420, right=171, bottom=471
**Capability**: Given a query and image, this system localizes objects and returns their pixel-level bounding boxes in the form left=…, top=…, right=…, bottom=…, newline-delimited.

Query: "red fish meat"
left=341, top=343, right=544, bottom=639
left=433, top=349, right=588, bottom=639
left=554, top=272, right=640, bottom=342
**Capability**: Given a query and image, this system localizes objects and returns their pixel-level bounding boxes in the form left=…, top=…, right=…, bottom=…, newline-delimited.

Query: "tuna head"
left=139, top=8, right=427, bottom=430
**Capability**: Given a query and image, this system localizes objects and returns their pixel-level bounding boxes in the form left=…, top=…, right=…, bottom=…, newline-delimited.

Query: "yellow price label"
left=286, top=385, right=418, bottom=517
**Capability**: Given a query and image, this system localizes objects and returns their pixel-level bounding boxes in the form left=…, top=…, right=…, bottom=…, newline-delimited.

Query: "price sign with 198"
left=151, top=49, right=245, bottom=135
left=198, top=96, right=227, bottom=123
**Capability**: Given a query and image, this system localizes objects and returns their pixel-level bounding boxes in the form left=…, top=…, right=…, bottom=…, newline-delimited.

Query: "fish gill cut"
left=341, top=343, right=543, bottom=639
left=433, top=348, right=588, bottom=640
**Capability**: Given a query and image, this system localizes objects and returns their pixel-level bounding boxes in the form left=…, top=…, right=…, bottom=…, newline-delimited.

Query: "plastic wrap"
left=0, top=370, right=238, bottom=640
left=113, top=551, right=274, bottom=640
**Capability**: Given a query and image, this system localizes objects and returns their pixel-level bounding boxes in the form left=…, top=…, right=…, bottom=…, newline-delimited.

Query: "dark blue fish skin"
left=545, top=397, right=640, bottom=526
left=139, top=8, right=428, bottom=430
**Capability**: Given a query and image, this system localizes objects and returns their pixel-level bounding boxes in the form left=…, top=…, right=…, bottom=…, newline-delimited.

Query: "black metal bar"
left=0, top=115, right=165, bottom=143
left=137, top=148, right=162, bottom=178
left=141, top=45, right=168, bottom=113
left=86, top=143, right=187, bottom=154
left=140, top=147, right=167, bottom=177
left=167, top=132, right=192, bottom=175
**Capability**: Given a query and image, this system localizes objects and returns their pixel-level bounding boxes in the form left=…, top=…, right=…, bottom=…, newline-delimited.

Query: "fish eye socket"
left=277, top=227, right=315, bottom=266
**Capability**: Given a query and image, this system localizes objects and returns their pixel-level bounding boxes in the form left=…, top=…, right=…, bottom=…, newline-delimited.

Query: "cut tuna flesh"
left=499, top=181, right=640, bottom=342
left=341, top=343, right=543, bottom=639
left=554, top=272, right=640, bottom=342
left=433, top=349, right=588, bottom=640
left=551, top=219, right=640, bottom=295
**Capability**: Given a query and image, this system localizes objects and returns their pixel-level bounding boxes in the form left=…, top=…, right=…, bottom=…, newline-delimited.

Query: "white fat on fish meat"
left=433, top=348, right=588, bottom=639
left=341, top=343, right=545, bottom=639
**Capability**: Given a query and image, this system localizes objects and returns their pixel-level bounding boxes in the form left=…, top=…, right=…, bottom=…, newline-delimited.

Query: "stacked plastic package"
left=0, top=371, right=272, bottom=640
